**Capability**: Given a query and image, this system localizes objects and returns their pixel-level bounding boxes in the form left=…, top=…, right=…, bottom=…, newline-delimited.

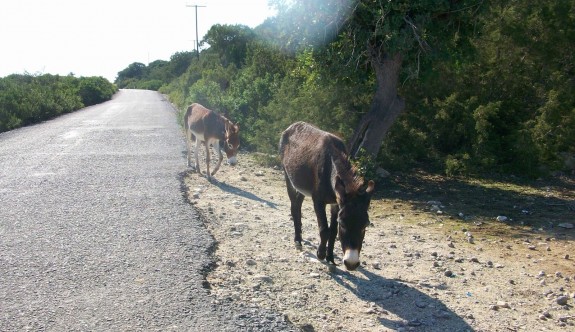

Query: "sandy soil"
left=184, top=151, right=575, bottom=332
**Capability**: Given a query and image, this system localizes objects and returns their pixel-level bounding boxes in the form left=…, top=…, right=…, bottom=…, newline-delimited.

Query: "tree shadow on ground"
left=330, top=267, right=474, bottom=331
left=374, top=170, right=575, bottom=242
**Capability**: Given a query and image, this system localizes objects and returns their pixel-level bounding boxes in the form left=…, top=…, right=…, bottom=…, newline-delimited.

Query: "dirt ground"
left=184, top=151, right=575, bottom=332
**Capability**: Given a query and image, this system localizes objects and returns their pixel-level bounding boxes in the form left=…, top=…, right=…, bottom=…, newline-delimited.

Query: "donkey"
left=184, top=103, right=240, bottom=180
left=279, top=122, right=375, bottom=271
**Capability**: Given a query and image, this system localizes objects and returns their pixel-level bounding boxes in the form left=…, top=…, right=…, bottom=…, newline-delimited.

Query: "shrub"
left=78, top=76, right=117, bottom=106
left=0, top=74, right=117, bottom=133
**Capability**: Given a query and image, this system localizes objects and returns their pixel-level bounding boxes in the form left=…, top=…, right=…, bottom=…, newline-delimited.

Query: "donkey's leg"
left=326, top=204, right=339, bottom=265
left=194, top=138, right=201, bottom=173
left=285, top=173, right=304, bottom=249
left=211, top=141, right=224, bottom=176
left=313, top=199, right=329, bottom=261
left=204, top=141, right=211, bottom=180
left=186, top=129, right=192, bottom=167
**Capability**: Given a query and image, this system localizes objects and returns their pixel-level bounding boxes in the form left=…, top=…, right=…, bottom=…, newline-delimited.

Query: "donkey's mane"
left=219, top=114, right=236, bottom=128
left=220, top=115, right=231, bottom=124
left=332, top=150, right=364, bottom=194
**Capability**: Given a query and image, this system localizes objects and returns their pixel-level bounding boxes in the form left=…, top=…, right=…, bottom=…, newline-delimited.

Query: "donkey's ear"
left=335, top=175, right=346, bottom=201
left=366, top=180, right=375, bottom=194
left=234, top=123, right=239, bottom=131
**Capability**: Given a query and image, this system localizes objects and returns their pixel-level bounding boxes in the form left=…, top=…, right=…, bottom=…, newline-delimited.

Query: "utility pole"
left=186, top=4, right=206, bottom=60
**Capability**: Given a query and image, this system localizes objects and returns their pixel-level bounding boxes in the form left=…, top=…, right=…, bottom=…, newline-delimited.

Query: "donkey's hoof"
left=294, top=241, right=303, bottom=250
left=316, top=249, right=327, bottom=261
left=326, top=254, right=336, bottom=265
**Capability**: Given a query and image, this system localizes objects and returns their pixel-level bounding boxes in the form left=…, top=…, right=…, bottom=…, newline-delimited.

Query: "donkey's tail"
left=184, top=105, right=193, bottom=131
left=278, top=129, right=290, bottom=159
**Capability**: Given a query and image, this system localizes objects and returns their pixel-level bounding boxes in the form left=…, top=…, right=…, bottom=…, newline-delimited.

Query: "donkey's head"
left=335, top=176, right=375, bottom=270
left=223, top=121, right=240, bottom=166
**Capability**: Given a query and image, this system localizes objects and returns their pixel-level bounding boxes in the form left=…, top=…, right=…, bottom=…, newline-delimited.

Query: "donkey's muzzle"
left=343, top=249, right=360, bottom=271
left=227, top=156, right=238, bottom=166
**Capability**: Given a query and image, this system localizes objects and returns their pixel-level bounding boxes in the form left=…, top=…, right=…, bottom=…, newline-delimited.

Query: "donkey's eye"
left=228, top=143, right=233, bottom=149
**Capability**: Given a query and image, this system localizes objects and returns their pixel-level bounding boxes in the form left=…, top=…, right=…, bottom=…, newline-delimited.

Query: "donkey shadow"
left=208, top=176, right=279, bottom=209
left=330, top=268, right=474, bottom=331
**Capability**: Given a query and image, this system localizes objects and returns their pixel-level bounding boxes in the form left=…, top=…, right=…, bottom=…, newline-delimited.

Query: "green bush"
left=155, top=1, right=574, bottom=177
left=136, top=80, right=164, bottom=91
left=0, top=74, right=117, bottom=133
left=445, top=153, right=472, bottom=177
left=351, top=148, right=379, bottom=181
left=78, top=76, right=117, bottom=106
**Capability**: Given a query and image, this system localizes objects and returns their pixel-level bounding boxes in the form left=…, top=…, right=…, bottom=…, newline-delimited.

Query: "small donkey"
left=184, top=103, right=240, bottom=180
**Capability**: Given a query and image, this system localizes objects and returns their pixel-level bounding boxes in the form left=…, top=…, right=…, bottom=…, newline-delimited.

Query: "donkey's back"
left=279, top=121, right=347, bottom=200
left=185, top=104, right=216, bottom=139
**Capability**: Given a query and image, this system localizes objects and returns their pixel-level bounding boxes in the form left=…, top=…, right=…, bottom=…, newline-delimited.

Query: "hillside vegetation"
left=118, top=0, right=574, bottom=177
left=0, top=74, right=117, bottom=133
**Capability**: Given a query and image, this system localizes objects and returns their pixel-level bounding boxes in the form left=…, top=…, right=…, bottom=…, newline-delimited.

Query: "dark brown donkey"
left=184, top=103, right=240, bottom=180
left=279, top=122, right=375, bottom=270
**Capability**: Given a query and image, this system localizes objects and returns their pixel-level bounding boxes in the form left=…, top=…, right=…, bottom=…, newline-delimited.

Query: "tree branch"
left=403, top=16, right=431, bottom=53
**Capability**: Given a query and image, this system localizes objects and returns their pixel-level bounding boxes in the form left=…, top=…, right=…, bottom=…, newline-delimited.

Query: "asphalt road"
left=0, top=90, right=294, bottom=331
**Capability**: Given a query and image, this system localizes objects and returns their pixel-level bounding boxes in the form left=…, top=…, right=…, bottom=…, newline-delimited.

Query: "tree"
left=271, top=0, right=482, bottom=159
left=202, top=24, right=257, bottom=67
left=146, top=60, right=170, bottom=82
left=115, top=62, right=146, bottom=87
left=168, top=51, right=195, bottom=78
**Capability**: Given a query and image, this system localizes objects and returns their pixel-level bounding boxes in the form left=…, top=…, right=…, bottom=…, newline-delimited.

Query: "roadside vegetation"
left=0, top=74, right=117, bottom=133
left=116, top=0, right=568, bottom=179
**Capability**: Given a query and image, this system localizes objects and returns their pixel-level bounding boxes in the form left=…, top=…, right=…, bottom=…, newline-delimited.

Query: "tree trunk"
left=348, top=50, right=405, bottom=158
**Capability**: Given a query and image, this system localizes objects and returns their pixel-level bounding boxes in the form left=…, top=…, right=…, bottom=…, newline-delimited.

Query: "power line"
left=186, top=4, right=206, bottom=60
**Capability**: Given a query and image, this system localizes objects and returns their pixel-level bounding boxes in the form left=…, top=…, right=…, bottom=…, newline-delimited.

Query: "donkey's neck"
left=331, top=152, right=362, bottom=193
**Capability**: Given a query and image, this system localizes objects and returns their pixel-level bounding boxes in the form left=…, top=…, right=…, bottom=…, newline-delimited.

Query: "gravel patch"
left=186, top=151, right=575, bottom=332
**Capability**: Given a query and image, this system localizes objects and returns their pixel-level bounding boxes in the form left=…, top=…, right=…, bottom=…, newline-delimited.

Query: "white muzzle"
left=343, top=249, right=360, bottom=270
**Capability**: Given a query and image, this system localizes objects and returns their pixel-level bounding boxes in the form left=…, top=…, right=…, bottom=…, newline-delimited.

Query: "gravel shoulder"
left=185, top=151, right=575, bottom=332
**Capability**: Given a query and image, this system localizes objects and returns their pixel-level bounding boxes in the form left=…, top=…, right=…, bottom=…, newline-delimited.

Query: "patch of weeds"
left=252, top=152, right=281, bottom=168
left=370, top=169, right=575, bottom=241
left=352, top=148, right=378, bottom=180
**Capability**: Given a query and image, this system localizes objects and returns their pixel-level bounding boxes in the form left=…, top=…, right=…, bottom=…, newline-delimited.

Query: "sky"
left=0, top=0, right=276, bottom=81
